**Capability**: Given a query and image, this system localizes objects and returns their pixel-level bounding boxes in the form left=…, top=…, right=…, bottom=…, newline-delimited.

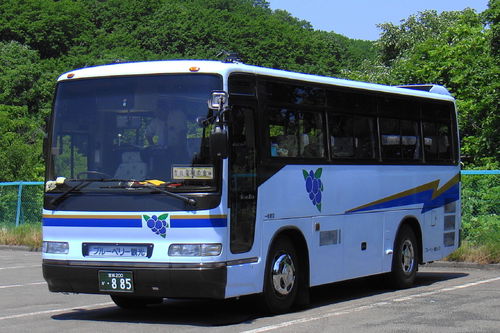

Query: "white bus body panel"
left=257, top=164, right=460, bottom=287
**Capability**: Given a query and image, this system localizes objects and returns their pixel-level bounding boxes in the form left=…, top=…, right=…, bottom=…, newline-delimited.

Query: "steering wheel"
left=77, top=171, right=111, bottom=179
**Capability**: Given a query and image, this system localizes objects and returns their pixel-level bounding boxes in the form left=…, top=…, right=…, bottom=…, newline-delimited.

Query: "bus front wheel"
left=262, top=236, right=299, bottom=314
left=390, top=225, right=418, bottom=289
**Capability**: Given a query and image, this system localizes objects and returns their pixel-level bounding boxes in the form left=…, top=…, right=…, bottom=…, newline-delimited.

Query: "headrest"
left=122, top=151, right=141, bottom=163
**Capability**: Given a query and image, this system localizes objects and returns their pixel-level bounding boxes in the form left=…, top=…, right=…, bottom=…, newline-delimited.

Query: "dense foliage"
left=0, top=0, right=498, bottom=181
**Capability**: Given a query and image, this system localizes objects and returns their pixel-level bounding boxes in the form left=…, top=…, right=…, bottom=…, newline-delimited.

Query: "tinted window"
left=422, top=102, right=454, bottom=163
left=229, top=74, right=256, bottom=96
left=266, top=82, right=325, bottom=106
left=50, top=74, right=222, bottom=190
left=268, top=108, right=325, bottom=158
left=423, top=121, right=452, bottom=162
left=380, top=118, right=421, bottom=161
left=329, top=114, right=378, bottom=159
left=328, top=90, right=377, bottom=115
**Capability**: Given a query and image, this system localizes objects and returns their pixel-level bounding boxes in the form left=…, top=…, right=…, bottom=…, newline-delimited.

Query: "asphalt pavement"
left=0, top=248, right=499, bottom=333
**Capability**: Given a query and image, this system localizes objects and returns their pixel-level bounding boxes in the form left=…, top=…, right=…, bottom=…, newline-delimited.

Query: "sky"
left=268, top=0, right=489, bottom=41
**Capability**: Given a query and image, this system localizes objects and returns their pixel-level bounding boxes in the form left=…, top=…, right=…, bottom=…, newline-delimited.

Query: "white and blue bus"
left=42, top=60, right=460, bottom=313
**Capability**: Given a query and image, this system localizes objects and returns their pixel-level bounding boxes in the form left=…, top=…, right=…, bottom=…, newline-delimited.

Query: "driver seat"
left=114, top=151, right=147, bottom=180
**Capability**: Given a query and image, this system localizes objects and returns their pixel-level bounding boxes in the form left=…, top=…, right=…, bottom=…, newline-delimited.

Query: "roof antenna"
left=216, top=50, right=242, bottom=63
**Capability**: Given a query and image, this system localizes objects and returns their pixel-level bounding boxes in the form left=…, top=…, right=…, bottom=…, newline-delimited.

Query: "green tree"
left=363, top=8, right=499, bottom=167
left=0, top=41, right=42, bottom=111
left=0, top=0, right=92, bottom=59
left=0, top=105, right=44, bottom=181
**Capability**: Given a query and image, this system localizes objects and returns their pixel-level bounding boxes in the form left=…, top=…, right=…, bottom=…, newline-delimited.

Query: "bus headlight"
left=42, top=241, right=69, bottom=254
left=168, top=243, right=222, bottom=257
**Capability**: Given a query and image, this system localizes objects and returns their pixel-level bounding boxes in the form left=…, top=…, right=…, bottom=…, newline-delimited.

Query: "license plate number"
left=98, top=271, right=134, bottom=292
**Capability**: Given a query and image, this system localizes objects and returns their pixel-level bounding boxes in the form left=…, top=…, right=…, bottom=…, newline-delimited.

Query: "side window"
left=380, top=118, right=420, bottom=161
left=266, top=82, right=325, bottom=106
left=329, top=114, right=378, bottom=159
left=330, top=115, right=354, bottom=157
left=423, top=121, right=452, bottom=162
left=422, top=102, right=453, bottom=163
left=268, top=108, right=324, bottom=158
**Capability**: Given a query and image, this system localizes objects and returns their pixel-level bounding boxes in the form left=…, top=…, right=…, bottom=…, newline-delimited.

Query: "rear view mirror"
left=208, top=91, right=228, bottom=110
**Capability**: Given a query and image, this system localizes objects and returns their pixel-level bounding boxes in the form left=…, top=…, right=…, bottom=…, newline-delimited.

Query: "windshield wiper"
left=49, top=179, right=96, bottom=207
left=138, top=183, right=197, bottom=206
left=49, top=178, right=133, bottom=207
left=50, top=179, right=197, bottom=207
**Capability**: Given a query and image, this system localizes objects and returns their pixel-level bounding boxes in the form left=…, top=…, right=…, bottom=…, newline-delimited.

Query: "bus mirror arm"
left=207, top=91, right=229, bottom=160
left=210, top=123, right=228, bottom=160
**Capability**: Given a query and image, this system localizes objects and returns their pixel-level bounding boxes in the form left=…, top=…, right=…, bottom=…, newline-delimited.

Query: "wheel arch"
left=396, top=216, right=423, bottom=264
left=266, top=226, right=311, bottom=291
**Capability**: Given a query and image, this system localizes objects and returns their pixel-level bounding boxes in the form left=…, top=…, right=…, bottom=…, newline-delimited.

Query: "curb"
left=425, top=260, right=500, bottom=271
left=0, top=245, right=40, bottom=252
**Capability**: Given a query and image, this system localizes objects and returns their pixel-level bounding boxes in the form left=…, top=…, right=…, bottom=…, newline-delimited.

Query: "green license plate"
left=98, top=271, right=134, bottom=292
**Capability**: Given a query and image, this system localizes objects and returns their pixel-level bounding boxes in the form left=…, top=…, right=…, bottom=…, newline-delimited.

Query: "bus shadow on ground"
left=51, top=271, right=468, bottom=326
left=308, top=271, right=468, bottom=309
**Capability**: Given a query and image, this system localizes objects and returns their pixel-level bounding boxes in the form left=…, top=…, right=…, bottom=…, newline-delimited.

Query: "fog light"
left=168, top=243, right=222, bottom=256
left=42, top=241, right=69, bottom=254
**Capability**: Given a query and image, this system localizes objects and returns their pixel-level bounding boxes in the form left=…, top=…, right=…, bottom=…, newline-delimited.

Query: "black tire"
left=262, top=236, right=299, bottom=314
left=110, top=295, right=163, bottom=309
left=390, top=225, right=418, bottom=289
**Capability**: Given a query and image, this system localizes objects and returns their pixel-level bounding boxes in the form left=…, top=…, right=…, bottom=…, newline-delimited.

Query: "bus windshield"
left=48, top=74, right=222, bottom=192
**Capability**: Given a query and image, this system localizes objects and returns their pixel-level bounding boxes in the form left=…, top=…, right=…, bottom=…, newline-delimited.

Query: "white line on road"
left=241, top=276, right=500, bottom=333
left=0, top=302, right=115, bottom=321
left=391, top=276, right=500, bottom=302
left=0, top=282, right=46, bottom=289
left=0, top=254, right=39, bottom=258
left=0, top=265, right=40, bottom=270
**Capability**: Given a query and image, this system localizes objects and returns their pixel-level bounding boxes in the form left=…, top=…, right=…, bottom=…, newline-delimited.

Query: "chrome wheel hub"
left=401, top=239, right=415, bottom=274
left=272, top=253, right=296, bottom=296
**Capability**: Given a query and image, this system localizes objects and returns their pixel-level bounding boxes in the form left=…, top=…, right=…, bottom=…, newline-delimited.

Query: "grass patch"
left=0, top=223, right=42, bottom=250
left=447, top=240, right=500, bottom=264
left=446, top=214, right=500, bottom=264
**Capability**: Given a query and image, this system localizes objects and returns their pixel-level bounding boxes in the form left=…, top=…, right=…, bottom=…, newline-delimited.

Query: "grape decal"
left=143, top=214, right=169, bottom=238
left=303, top=168, right=323, bottom=212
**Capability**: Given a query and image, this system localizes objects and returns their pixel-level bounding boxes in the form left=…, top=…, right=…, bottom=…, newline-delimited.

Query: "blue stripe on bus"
left=348, top=183, right=459, bottom=214
left=42, top=216, right=227, bottom=228
left=169, top=218, right=227, bottom=228
left=346, top=174, right=460, bottom=214
left=42, top=218, right=142, bottom=228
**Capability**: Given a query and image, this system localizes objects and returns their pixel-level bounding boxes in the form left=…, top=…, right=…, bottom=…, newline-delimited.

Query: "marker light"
left=67, top=73, right=75, bottom=79
left=189, top=66, right=200, bottom=72
left=42, top=241, right=69, bottom=254
left=168, top=243, right=222, bottom=256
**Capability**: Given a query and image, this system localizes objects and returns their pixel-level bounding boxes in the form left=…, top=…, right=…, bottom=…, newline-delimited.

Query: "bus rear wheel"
left=111, top=295, right=163, bottom=309
left=262, top=236, right=299, bottom=314
left=390, top=225, right=418, bottom=289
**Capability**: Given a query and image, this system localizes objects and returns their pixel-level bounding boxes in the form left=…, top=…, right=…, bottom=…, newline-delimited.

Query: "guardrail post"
left=15, top=181, right=23, bottom=227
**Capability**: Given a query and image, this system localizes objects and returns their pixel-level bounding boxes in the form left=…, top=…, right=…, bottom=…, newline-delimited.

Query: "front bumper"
left=43, top=259, right=227, bottom=299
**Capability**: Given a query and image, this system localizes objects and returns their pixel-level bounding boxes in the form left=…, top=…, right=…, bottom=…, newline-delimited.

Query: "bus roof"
left=58, top=60, right=455, bottom=102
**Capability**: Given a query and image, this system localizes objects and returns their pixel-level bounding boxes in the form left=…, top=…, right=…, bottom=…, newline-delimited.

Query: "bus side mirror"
left=210, top=125, right=228, bottom=159
left=208, top=91, right=228, bottom=110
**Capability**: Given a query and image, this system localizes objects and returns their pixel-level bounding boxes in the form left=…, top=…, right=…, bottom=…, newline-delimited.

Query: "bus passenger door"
left=228, top=104, right=257, bottom=254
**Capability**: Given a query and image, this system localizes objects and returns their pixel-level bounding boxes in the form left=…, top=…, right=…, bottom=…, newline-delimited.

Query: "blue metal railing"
left=0, top=181, right=44, bottom=227
left=460, top=170, right=500, bottom=175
